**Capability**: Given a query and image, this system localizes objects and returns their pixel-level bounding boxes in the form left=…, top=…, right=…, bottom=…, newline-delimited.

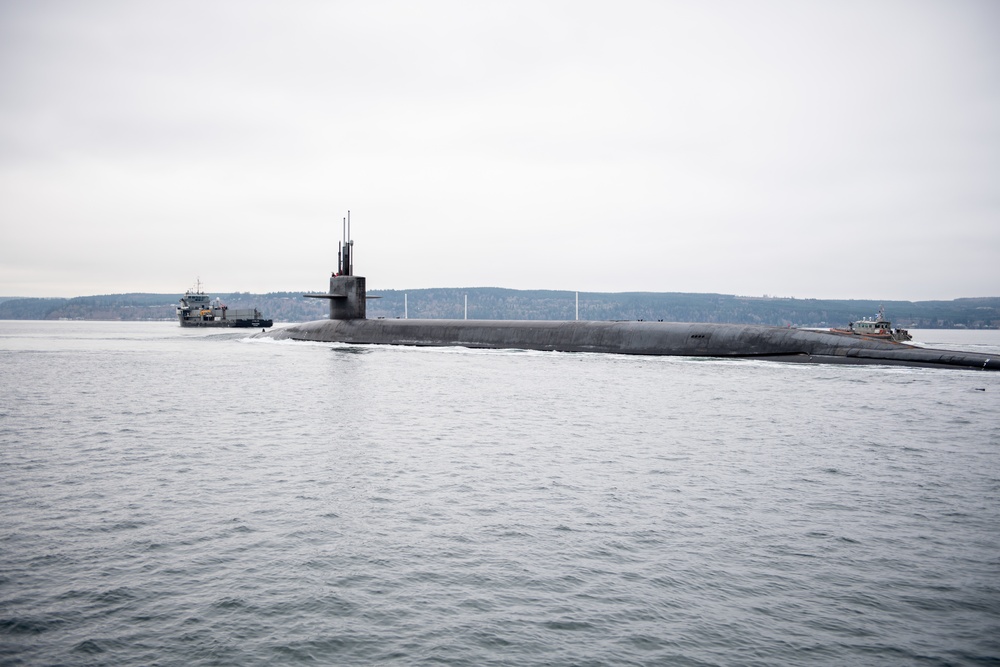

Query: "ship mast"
left=338, top=210, right=353, bottom=276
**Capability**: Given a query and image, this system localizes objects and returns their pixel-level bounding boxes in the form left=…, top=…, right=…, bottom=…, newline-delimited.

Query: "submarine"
left=257, top=216, right=998, bottom=372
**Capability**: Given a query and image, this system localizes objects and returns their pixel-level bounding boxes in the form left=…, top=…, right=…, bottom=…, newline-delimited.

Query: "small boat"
left=176, top=281, right=273, bottom=328
left=831, top=305, right=911, bottom=342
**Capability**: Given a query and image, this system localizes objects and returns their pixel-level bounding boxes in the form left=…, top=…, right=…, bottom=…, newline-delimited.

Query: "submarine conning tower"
left=303, top=210, right=367, bottom=320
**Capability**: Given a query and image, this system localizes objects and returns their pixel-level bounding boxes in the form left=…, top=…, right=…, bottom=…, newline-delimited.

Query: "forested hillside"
left=2, top=289, right=998, bottom=329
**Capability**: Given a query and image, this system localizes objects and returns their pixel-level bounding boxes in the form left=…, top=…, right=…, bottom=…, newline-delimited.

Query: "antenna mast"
left=338, top=212, right=353, bottom=276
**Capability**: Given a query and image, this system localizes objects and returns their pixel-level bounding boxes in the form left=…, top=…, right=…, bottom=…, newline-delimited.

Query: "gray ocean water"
left=2, top=321, right=999, bottom=666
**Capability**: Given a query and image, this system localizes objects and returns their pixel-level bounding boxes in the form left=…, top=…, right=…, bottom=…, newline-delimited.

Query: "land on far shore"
left=1, top=290, right=998, bottom=329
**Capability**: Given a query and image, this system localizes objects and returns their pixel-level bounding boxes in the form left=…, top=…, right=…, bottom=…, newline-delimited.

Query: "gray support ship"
left=257, top=216, right=997, bottom=371
left=177, top=282, right=273, bottom=328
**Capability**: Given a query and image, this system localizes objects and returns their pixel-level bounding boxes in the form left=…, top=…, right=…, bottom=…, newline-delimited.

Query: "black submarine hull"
left=259, top=318, right=998, bottom=371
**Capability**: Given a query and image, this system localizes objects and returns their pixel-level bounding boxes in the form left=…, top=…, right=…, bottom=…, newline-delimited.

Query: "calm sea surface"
left=2, top=321, right=999, bottom=666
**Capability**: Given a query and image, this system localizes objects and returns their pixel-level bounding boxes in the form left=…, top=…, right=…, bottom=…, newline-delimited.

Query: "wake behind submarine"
left=257, top=217, right=998, bottom=371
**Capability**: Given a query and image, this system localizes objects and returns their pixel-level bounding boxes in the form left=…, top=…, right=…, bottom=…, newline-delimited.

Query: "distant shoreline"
left=2, top=290, right=998, bottom=329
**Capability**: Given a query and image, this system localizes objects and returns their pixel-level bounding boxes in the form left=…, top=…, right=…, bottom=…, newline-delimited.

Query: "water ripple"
left=2, top=322, right=999, bottom=665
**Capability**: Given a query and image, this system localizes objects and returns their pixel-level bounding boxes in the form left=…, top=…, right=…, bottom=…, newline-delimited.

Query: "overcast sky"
left=1, top=0, right=998, bottom=300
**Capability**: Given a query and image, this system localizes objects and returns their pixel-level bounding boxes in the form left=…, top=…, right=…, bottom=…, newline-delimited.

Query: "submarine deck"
left=258, top=318, right=998, bottom=371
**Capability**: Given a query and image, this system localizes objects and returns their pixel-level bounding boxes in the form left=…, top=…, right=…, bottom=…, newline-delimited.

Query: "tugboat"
left=831, top=305, right=911, bottom=342
left=176, top=281, right=273, bottom=328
